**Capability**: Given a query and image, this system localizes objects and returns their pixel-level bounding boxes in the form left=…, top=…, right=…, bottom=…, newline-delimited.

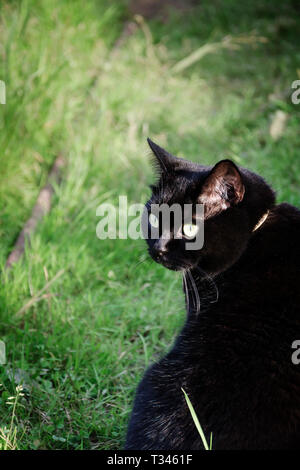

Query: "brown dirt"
left=113, top=0, right=197, bottom=51
left=129, top=0, right=197, bottom=20
left=6, top=156, right=65, bottom=269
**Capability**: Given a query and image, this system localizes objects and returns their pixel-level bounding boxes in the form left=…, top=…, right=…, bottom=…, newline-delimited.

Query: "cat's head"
left=144, top=138, right=275, bottom=275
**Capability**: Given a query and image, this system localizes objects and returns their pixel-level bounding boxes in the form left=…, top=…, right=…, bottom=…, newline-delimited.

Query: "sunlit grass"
left=0, top=385, right=25, bottom=450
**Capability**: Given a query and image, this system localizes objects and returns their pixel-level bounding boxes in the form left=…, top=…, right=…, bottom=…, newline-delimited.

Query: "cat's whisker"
left=187, top=270, right=201, bottom=314
left=134, top=259, right=147, bottom=268
left=182, top=272, right=190, bottom=314
left=195, top=266, right=219, bottom=303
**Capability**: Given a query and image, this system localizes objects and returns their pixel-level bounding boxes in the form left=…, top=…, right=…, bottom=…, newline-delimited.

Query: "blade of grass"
left=16, top=268, right=65, bottom=316
left=181, top=387, right=212, bottom=450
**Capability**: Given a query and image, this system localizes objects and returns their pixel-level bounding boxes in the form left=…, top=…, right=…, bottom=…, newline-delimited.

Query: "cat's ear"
left=199, top=160, right=245, bottom=215
left=147, top=138, right=178, bottom=175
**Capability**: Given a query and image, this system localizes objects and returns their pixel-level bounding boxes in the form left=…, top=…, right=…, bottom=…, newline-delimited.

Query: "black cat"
left=125, top=138, right=300, bottom=450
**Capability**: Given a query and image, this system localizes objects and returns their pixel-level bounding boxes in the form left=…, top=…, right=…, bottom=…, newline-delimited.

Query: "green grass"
left=0, top=0, right=300, bottom=449
left=182, top=388, right=212, bottom=450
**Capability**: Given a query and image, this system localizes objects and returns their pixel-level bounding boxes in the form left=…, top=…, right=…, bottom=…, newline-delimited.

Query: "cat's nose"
left=153, top=239, right=168, bottom=257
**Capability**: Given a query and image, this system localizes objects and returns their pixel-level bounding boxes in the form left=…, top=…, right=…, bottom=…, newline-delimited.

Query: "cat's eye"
left=182, top=223, right=199, bottom=239
left=149, top=213, right=159, bottom=228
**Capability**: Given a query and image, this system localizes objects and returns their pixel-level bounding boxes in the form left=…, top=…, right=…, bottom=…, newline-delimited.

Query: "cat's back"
left=265, top=202, right=300, bottom=244
left=242, top=203, right=300, bottom=300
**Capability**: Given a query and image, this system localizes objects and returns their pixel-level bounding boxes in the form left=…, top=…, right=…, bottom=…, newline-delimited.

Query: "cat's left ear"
left=199, top=159, right=245, bottom=213
left=147, top=138, right=178, bottom=175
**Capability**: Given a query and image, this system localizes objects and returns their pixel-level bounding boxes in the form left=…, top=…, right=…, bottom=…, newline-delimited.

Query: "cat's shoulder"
left=273, top=202, right=300, bottom=228
left=276, top=201, right=300, bottom=215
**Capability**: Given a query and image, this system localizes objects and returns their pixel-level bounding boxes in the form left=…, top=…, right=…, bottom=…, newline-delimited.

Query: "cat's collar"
left=253, top=210, right=270, bottom=232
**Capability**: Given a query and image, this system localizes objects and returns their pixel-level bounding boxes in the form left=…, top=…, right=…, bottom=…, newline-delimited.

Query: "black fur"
left=125, top=139, right=300, bottom=450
